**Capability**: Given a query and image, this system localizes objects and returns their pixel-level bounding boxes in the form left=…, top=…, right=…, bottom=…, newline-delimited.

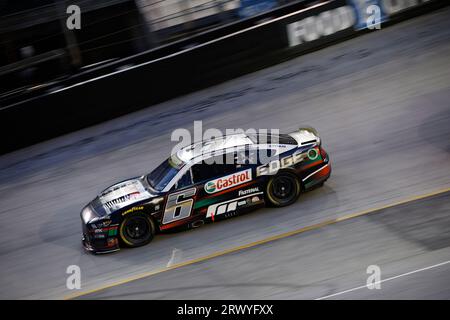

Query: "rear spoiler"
left=288, top=127, right=321, bottom=147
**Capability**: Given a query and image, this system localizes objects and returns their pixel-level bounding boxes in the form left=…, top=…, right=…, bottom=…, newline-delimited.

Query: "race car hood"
left=92, top=177, right=156, bottom=215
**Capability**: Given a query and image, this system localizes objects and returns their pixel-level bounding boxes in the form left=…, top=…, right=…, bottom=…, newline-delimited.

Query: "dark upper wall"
left=0, top=0, right=148, bottom=94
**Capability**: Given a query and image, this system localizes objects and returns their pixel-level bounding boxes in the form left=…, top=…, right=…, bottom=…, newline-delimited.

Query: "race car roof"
left=174, top=133, right=298, bottom=163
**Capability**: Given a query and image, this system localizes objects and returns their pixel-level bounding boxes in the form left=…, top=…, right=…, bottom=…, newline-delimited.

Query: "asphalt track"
left=0, top=7, right=449, bottom=299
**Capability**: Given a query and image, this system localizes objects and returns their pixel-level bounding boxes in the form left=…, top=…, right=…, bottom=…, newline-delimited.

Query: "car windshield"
left=146, top=157, right=182, bottom=191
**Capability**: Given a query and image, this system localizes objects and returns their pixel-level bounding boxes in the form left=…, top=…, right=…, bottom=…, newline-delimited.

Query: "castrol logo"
left=205, top=169, right=252, bottom=194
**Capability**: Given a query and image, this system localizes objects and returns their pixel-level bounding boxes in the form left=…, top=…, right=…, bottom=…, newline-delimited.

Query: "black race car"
left=81, top=128, right=331, bottom=253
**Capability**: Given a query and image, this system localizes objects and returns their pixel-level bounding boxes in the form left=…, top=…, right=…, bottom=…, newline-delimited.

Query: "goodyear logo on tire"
left=204, top=169, right=252, bottom=194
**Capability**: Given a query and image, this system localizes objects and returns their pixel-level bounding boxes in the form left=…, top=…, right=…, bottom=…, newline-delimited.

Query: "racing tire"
left=119, top=212, right=155, bottom=248
left=265, top=171, right=301, bottom=207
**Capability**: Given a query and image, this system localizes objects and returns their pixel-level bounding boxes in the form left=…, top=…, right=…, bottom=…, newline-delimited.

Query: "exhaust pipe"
left=191, top=220, right=204, bottom=229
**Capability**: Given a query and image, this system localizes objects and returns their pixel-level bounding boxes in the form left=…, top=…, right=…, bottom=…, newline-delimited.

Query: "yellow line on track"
left=65, top=186, right=450, bottom=300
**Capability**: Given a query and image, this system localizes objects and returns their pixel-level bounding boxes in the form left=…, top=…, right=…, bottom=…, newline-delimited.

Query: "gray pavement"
left=80, top=191, right=450, bottom=299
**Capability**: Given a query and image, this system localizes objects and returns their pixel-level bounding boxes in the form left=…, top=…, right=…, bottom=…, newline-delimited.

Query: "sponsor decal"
left=91, top=220, right=112, bottom=229
left=204, top=169, right=252, bottom=194
left=90, top=225, right=118, bottom=235
left=257, top=151, right=307, bottom=176
left=93, top=227, right=118, bottom=238
left=122, top=206, right=144, bottom=216
left=238, top=187, right=260, bottom=196
left=101, top=220, right=112, bottom=227
left=206, top=192, right=264, bottom=220
left=107, top=238, right=118, bottom=247
left=257, top=148, right=322, bottom=176
left=108, top=227, right=118, bottom=236
left=251, top=196, right=261, bottom=203
left=307, top=148, right=319, bottom=161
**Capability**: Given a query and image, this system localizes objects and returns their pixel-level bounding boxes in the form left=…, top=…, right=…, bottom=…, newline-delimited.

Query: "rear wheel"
left=266, top=172, right=301, bottom=207
left=119, top=213, right=155, bottom=248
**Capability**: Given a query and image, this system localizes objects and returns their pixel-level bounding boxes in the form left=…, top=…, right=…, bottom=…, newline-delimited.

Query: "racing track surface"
left=80, top=191, right=450, bottom=299
left=0, top=7, right=450, bottom=299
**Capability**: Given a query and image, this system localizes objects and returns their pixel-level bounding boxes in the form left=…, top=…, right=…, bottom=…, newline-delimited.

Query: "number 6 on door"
left=162, top=187, right=196, bottom=224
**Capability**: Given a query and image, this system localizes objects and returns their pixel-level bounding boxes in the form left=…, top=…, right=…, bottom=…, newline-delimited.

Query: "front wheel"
left=265, top=172, right=301, bottom=207
left=119, top=212, right=155, bottom=248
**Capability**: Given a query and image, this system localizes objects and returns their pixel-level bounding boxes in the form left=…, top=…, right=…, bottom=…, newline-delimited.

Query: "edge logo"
left=205, top=169, right=252, bottom=194
left=257, top=148, right=320, bottom=176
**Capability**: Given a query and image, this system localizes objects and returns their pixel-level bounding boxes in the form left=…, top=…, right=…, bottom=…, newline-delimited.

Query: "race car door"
left=190, top=153, right=258, bottom=220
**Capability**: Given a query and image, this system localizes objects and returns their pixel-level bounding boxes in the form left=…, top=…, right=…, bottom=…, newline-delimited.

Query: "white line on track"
left=315, top=260, right=450, bottom=300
